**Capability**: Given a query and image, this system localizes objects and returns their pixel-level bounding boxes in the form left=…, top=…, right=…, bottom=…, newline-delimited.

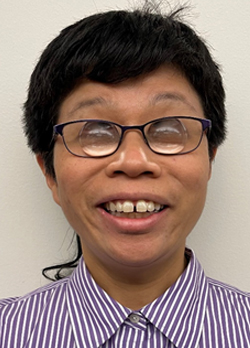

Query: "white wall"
left=1, top=0, right=249, bottom=299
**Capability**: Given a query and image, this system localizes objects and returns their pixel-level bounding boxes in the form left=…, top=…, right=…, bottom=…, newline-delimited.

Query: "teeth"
left=116, top=202, right=123, bottom=212
left=147, top=201, right=155, bottom=212
left=136, top=200, right=147, bottom=213
left=123, top=201, right=134, bottom=213
left=105, top=200, right=164, bottom=214
left=110, top=202, right=116, bottom=211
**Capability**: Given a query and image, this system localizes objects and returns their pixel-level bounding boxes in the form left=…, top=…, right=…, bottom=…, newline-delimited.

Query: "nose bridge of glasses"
left=120, top=124, right=146, bottom=139
left=118, top=124, right=148, bottom=149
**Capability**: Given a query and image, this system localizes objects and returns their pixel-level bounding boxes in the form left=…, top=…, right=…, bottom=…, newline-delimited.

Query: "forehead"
left=58, top=65, right=204, bottom=124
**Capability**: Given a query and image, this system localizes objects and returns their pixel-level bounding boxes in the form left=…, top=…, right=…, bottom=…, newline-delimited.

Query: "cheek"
left=53, top=152, right=103, bottom=213
left=53, top=167, right=90, bottom=234
left=184, top=163, right=210, bottom=213
left=170, top=152, right=211, bottom=201
left=169, top=155, right=211, bottom=238
left=52, top=152, right=84, bottom=208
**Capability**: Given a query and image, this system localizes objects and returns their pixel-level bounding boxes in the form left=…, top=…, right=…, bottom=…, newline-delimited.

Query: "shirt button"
left=129, top=314, right=140, bottom=323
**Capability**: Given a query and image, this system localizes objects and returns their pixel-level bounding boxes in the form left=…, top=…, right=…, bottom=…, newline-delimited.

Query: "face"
left=39, top=65, right=213, bottom=278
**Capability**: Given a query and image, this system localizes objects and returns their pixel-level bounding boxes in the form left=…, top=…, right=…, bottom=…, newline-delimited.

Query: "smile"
left=104, top=200, right=166, bottom=218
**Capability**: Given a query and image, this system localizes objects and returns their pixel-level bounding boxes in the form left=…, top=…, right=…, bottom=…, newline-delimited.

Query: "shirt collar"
left=66, top=249, right=208, bottom=348
left=66, top=257, right=131, bottom=348
left=141, top=249, right=209, bottom=348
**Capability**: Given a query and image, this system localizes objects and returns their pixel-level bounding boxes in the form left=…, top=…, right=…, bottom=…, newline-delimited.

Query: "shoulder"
left=206, top=276, right=250, bottom=313
left=207, top=276, right=250, bottom=298
left=0, top=278, right=73, bottom=348
left=1, top=276, right=68, bottom=307
left=202, top=277, right=250, bottom=345
left=0, top=277, right=69, bottom=326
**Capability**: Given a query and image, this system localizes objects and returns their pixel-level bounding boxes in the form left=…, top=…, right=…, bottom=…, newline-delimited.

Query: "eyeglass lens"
left=79, top=121, right=120, bottom=156
left=61, top=118, right=204, bottom=157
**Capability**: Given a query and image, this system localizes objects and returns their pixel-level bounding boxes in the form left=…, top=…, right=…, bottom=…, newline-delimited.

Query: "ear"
left=36, top=154, right=61, bottom=206
left=208, top=147, right=217, bottom=180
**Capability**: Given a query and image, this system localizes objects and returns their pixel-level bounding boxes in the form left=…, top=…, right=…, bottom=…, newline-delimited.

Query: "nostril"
left=105, top=142, right=162, bottom=178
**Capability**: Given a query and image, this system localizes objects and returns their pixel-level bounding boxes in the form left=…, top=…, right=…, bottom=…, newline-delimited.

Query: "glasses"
left=53, top=116, right=211, bottom=158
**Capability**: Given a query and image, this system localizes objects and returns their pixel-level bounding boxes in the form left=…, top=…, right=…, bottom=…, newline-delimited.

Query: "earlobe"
left=36, top=154, right=61, bottom=206
left=208, top=147, right=217, bottom=180
left=36, top=154, right=47, bottom=175
left=210, top=147, right=217, bottom=162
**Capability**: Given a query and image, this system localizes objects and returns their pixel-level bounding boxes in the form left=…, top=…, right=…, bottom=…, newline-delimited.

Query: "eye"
left=147, top=118, right=188, bottom=153
left=78, top=121, right=120, bottom=156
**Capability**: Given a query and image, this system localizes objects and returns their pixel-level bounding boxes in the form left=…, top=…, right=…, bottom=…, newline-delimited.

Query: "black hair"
left=23, top=5, right=226, bottom=280
left=42, top=234, right=82, bottom=281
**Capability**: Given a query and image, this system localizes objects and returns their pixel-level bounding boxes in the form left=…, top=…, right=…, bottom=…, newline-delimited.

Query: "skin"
left=37, top=65, right=215, bottom=310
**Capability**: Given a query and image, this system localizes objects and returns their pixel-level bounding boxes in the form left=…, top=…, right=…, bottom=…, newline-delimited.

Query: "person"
left=0, top=4, right=249, bottom=348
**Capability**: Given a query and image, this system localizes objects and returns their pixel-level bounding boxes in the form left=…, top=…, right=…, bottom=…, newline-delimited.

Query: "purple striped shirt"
left=1, top=249, right=250, bottom=347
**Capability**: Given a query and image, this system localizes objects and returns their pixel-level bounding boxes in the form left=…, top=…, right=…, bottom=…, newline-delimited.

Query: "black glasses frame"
left=53, top=116, right=212, bottom=158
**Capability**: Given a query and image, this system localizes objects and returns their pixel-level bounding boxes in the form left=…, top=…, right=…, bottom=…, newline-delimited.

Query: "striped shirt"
left=0, top=249, right=250, bottom=348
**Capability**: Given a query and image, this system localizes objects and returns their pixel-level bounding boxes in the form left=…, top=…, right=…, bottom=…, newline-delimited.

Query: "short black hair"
left=23, top=6, right=226, bottom=178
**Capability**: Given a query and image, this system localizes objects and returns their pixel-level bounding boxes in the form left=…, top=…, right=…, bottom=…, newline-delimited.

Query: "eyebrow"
left=68, top=92, right=198, bottom=116
left=68, top=97, right=107, bottom=116
left=151, top=92, right=198, bottom=113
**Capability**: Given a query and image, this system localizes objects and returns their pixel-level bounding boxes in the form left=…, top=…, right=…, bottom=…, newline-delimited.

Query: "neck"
left=84, top=250, right=188, bottom=310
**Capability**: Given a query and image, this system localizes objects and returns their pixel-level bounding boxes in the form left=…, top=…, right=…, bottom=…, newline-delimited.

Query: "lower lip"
left=98, top=207, right=167, bottom=234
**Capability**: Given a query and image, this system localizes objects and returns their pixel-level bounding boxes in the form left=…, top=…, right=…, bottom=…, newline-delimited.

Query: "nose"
left=105, top=131, right=162, bottom=178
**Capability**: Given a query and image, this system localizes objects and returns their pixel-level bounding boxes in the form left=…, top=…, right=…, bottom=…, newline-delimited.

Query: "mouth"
left=102, top=199, right=166, bottom=219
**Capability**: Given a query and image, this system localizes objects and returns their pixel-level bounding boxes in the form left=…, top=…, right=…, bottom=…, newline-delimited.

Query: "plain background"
left=1, top=0, right=250, bottom=299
